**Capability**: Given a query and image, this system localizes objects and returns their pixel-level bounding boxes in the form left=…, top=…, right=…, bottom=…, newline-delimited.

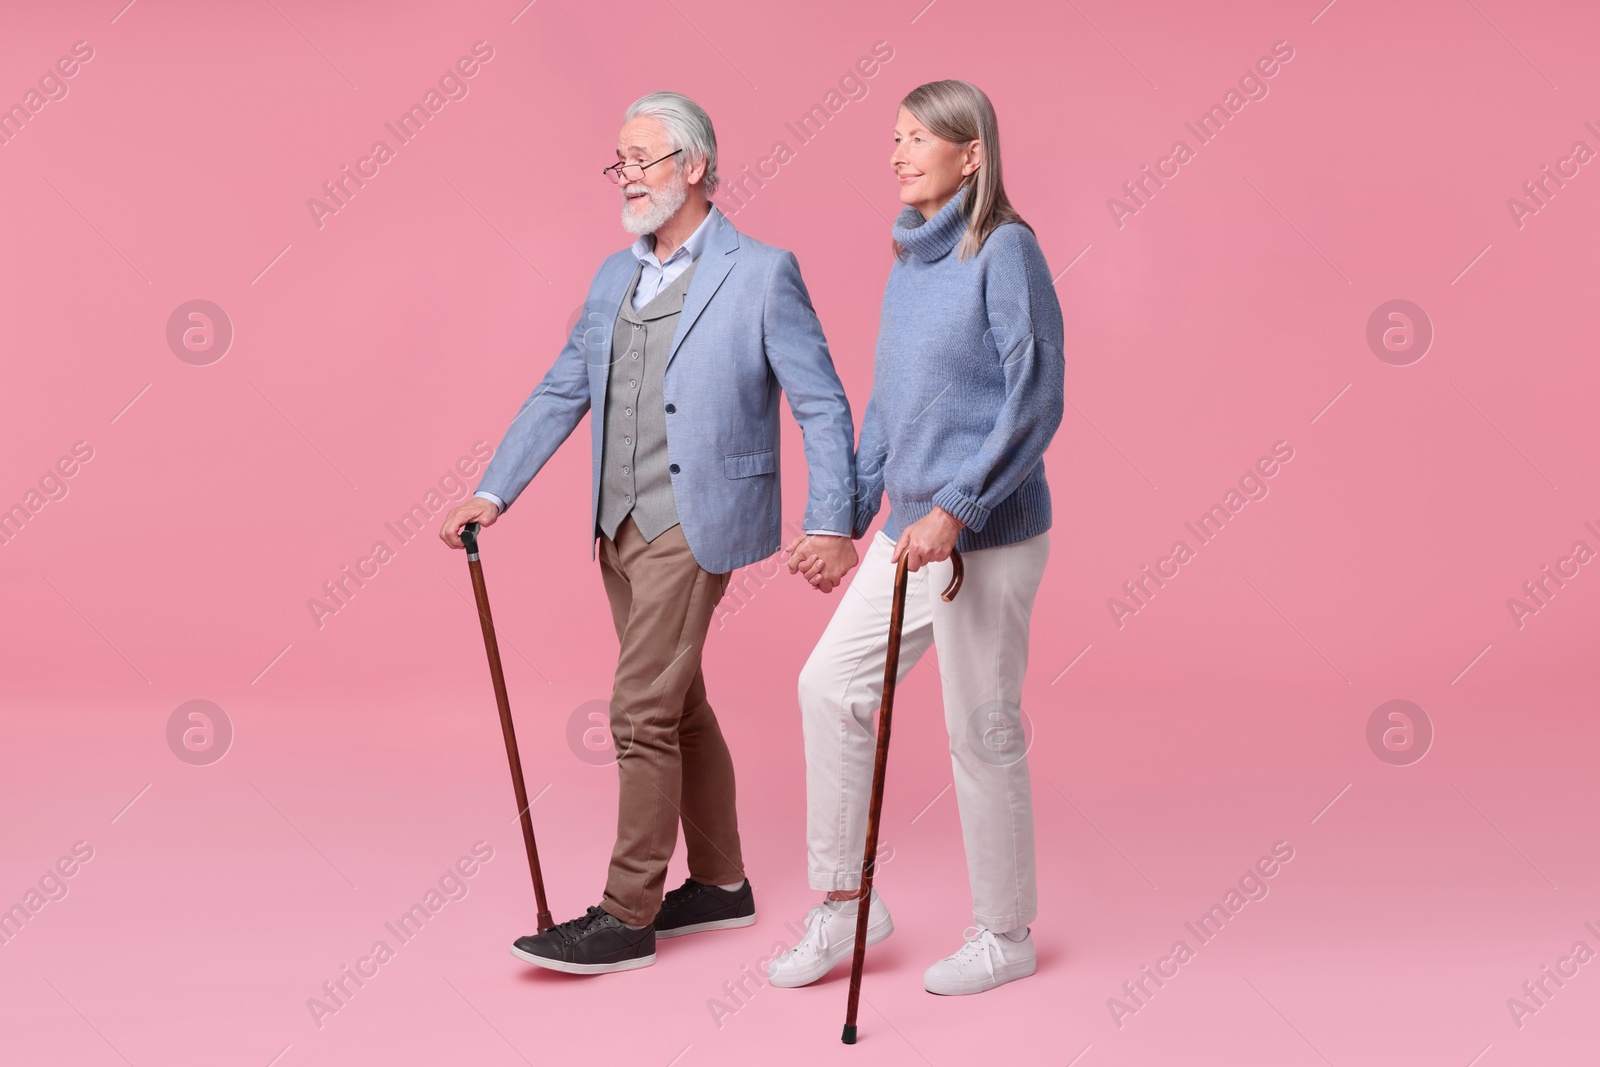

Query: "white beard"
left=620, top=170, right=689, bottom=235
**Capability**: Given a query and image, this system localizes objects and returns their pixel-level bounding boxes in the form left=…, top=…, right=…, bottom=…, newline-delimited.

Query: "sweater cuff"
left=932, top=486, right=991, bottom=532
left=851, top=481, right=883, bottom=539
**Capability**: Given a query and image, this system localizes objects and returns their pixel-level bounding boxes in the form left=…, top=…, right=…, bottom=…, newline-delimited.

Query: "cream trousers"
left=798, top=529, right=1049, bottom=931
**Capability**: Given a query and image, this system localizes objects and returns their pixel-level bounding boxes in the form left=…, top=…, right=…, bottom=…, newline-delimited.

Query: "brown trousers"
left=596, top=516, right=744, bottom=926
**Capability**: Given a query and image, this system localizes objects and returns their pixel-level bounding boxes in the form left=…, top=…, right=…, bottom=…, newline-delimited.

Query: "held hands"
left=439, top=497, right=501, bottom=549
left=892, top=507, right=963, bottom=572
left=785, top=533, right=859, bottom=594
left=785, top=508, right=963, bottom=592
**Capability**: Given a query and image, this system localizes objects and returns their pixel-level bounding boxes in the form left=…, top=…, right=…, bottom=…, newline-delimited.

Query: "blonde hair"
left=892, top=80, right=1032, bottom=261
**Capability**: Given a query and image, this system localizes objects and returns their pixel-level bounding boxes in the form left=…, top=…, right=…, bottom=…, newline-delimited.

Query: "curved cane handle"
left=941, top=549, right=964, bottom=602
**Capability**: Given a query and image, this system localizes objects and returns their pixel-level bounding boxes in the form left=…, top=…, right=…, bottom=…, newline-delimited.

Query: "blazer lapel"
left=665, top=211, right=739, bottom=372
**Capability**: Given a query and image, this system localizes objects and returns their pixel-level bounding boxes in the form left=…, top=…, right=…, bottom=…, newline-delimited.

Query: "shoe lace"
left=548, top=906, right=608, bottom=945
left=949, top=925, right=1003, bottom=981
left=780, top=902, right=834, bottom=960
left=659, top=880, right=707, bottom=916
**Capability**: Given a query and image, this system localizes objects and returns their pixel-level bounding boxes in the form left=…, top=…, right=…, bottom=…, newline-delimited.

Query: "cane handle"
left=941, top=549, right=964, bottom=602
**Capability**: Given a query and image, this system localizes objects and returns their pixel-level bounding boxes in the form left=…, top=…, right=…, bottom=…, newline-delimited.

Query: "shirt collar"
left=631, top=205, right=721, bottom=268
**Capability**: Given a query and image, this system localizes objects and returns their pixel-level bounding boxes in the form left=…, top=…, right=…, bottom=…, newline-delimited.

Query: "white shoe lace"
left=945, top=925, right=1004, bottom=981
left=778, top=897, right=864, bottom=964
left=779, top=902, right=835, bottom=962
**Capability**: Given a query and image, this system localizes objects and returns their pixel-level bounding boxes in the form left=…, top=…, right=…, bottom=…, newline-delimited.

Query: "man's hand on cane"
left=786, top=533, right=858, bottom=594
left=440, top=497, right=501, bottom=549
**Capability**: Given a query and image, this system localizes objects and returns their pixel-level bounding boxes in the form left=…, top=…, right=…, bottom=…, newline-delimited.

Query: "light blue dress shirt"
left=628, top=205, right=719, bottom=310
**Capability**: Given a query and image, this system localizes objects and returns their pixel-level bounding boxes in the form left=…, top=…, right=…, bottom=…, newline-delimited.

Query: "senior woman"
left=772, top=79, right=1065, bottom=996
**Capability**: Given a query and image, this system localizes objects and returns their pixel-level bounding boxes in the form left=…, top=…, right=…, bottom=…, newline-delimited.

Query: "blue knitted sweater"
left=852, top=185, right=1065, bottom=551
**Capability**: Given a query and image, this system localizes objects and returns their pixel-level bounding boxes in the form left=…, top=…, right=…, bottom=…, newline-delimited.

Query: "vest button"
left=664, top=403, right=675, bottom=413
left=669, top=464, right=680, bottom=474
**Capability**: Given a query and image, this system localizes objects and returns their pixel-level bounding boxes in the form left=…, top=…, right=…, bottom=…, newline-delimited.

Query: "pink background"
left=3, top=0, right=1598, bottom=1064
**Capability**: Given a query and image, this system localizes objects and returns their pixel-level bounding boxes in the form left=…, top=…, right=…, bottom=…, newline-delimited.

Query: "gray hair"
left=893, top=80, right=1032, bottom=262
left=623, top=91, right=720, bottom=196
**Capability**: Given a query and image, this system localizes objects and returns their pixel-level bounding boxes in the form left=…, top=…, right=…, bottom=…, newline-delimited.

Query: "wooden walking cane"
left=842, top=548, right=964, bottom=1045
left=460, top=521, right=555, bottom=933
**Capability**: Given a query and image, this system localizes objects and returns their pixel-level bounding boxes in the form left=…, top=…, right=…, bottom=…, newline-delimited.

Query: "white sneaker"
left=923, top=925, right=1037, bottom=995
left=767, top=890, right=893, bottom=988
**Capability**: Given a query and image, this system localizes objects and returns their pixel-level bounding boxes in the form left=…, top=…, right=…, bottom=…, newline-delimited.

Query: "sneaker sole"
left=768, top=914, right=894, bottom=989
left=655, top=913, right=758, bottom=939
left=923, top=957, right=1036, bottom=996
left=509, top=943, right=656, bottom=974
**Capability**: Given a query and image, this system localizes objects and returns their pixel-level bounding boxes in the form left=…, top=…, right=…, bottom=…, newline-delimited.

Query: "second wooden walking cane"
left=461, top=521, right=555, bottom=933
left=841, top=548, right=964, bottom=1044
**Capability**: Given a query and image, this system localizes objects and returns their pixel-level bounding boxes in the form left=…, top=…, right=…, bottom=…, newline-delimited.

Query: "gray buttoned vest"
left=597, top=259, right=698, bottom=542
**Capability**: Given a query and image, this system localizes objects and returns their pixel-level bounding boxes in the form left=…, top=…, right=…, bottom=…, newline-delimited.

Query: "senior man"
left=440, top=91, right=858, bottom=974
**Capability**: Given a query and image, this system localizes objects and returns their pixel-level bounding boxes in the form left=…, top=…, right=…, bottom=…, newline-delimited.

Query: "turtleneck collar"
left=892, top=183, right=971, bottom=262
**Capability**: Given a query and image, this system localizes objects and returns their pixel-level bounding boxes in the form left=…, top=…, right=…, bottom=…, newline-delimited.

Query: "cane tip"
left=841, top=1024, right=857, bottom=1044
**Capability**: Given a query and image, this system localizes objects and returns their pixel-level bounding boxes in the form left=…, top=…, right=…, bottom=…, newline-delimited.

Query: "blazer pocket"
left=724, top=448, right=776, bottom=479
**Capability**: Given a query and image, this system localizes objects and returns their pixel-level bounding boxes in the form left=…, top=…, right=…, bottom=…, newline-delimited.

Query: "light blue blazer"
left=476, top=209, right=856, bottom=574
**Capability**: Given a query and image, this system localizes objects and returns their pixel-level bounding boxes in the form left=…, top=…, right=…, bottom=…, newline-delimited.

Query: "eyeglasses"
left=602, top=149, right=683, bottom=184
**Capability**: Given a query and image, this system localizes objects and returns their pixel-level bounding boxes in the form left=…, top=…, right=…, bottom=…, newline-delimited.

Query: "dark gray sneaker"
left=509, top=905, right=655, bottom=974
left=655, top=878, right=757, bottom=939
